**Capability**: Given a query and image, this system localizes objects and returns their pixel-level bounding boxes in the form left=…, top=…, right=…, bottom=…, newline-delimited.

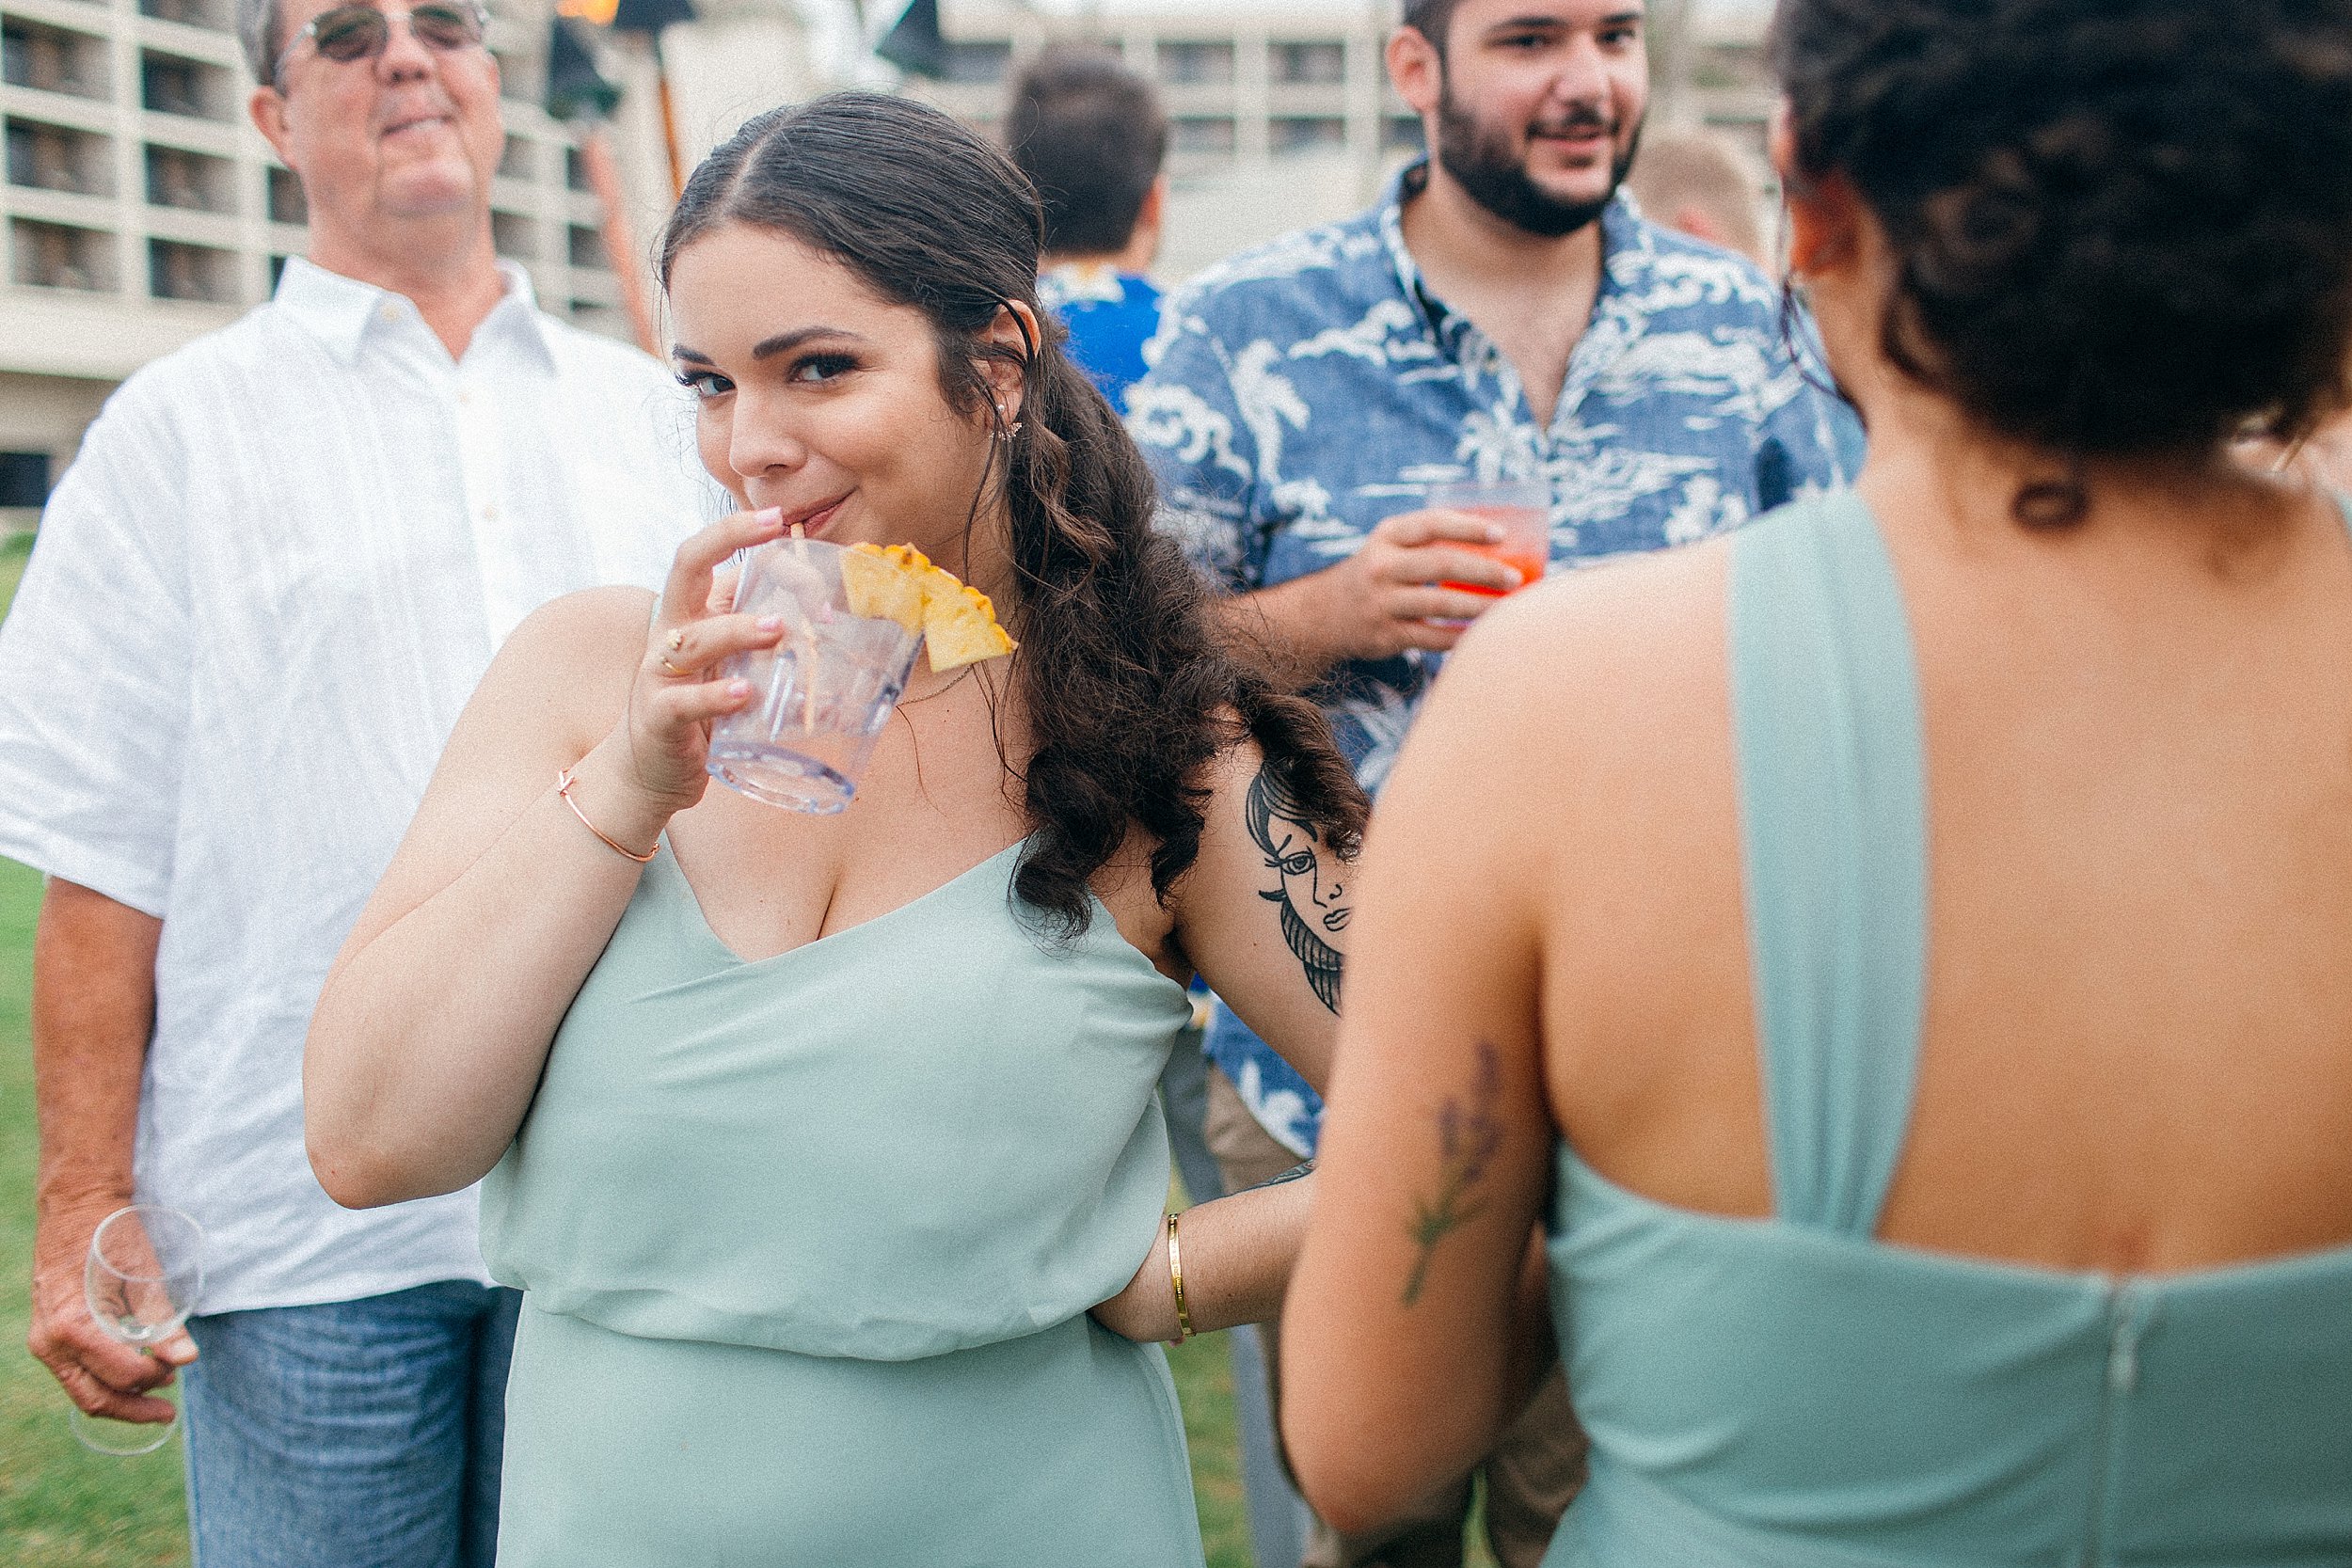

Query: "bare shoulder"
left=1385, top=539, right=1749, bottom=1139
left=1435, top=536, right=1732, bottom=734
left=468, top=586, right=654, bottom=756
left=1421, top=540, right=1740, bottom=789
left=1392, top=540, right=1750, bottom=973
left=502, top=584, right=656, bottom=663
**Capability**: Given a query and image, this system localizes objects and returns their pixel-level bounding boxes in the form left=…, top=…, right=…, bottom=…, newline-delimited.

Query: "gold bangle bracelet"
left=1167, top=1210, right=1194, bottom=1344
left=555, top=768, right=657, bottom=864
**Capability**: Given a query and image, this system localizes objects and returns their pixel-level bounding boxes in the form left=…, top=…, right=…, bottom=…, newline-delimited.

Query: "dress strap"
left=1726, top=493, right=1930, bottom=1236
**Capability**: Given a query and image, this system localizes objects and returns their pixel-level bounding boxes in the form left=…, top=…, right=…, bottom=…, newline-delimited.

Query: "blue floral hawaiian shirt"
left=1130, top=162, right=1865, bottom=1155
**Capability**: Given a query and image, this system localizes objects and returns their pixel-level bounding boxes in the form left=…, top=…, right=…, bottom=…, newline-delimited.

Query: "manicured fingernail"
left=755, top=507, right=784, bottom=530
left=756, top=615, right=784, bottom=632
left=728, top=680, right=752, bottom=698
left=1486, top=523, right=1505, bottom=542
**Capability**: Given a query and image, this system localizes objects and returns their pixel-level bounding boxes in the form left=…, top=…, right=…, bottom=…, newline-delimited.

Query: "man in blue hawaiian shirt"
left=1131, top=3, right=1862, bottom=1564
left=1009, top=43, right=1169, bottom=408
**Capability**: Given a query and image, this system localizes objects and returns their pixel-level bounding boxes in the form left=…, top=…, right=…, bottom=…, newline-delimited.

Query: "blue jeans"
left=181, top=1280, right=520, bottom=1568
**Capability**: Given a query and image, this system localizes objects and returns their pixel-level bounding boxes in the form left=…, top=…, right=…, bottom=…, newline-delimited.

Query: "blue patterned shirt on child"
left=1040, top=261, right=1165, bottom=409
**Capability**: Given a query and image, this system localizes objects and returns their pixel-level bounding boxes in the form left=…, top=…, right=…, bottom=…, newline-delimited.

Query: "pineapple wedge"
left=838, top=543, right=928, bottom=635
left=840, top=542, right=1018, bottom=673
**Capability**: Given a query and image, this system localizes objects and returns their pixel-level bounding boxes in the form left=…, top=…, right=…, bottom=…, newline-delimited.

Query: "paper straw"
left=781, top=522, right=820, bottom=730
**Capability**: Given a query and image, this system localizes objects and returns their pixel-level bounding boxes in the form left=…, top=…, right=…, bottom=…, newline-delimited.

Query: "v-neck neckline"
left=659, top=836, right=1028, bottom=970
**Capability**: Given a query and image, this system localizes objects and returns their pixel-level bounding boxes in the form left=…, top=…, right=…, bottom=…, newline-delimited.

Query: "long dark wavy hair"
left=658, top=92, right=1367, bottom=934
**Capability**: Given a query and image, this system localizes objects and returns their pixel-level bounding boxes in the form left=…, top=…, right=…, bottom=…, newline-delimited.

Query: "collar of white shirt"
left=273, top=254, right=558, bottom=373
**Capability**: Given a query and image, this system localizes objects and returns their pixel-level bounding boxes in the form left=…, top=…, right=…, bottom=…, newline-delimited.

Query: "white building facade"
left=0, top=0, right=1775, bottom=529
left=914, top=0, right=1409, bottom=284
left=0, top=0, right=632, bottom=521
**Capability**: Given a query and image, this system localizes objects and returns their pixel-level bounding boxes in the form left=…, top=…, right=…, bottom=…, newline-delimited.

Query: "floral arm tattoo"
left=1246, top=762, right=1350, bottom=1013
left=1402, top=1040, right=1502, bottom=1307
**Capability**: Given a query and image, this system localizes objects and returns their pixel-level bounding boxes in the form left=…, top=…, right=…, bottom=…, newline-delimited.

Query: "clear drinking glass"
left=71, top=1203, right=205, bottom=1456
left=705, top=538, right=926, bottom=815
left=1424, top=478, right=1552, bottom=595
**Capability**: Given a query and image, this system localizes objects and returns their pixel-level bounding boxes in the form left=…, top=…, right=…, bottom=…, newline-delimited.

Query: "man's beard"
left=1435, top=82, right=1640, bottom=239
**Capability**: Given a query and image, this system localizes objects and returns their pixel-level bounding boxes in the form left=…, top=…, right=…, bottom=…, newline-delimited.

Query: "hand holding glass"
left=706, top=538, right=925, bottom=815
left=71, top=1204, right=204, bottom=1456
left=1425, top=480, right=1550, bottom=596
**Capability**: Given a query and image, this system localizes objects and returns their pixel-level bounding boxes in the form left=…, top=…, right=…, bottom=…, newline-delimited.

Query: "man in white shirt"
left=0, top=2, right=703, bottom=1561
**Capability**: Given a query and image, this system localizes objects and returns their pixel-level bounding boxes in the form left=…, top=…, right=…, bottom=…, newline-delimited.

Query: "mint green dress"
left=478, top=839, right=1203, bottom=1566
left=1542, top=493, right=2352, bottom=1565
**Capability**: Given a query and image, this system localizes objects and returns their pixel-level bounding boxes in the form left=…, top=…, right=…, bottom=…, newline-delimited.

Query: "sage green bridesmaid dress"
left=1541, top=492, right=2352, bottom=1565
left=478, top=838, right=1203, bottom=1566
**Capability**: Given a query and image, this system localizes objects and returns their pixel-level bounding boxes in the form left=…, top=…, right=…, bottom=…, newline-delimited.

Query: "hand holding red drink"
left=1424, top=480, right=1550, bottom=600
left=1271, top=483, right=1550, bottom=667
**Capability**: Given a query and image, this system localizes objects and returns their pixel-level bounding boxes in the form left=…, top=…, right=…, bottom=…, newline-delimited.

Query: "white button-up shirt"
left=0, top=258, right=710, bottom=1313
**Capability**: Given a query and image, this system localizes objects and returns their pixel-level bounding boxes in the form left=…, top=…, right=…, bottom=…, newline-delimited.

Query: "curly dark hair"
left=1775, top=0, right=2352, bottom=471
left=658, top=92, right=1366, bottom=935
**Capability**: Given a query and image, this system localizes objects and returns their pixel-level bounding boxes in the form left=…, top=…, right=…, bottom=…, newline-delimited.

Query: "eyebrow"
left=669, top=326, right=867, bottom=366
left=1482, top=8, right=1643, bottom=28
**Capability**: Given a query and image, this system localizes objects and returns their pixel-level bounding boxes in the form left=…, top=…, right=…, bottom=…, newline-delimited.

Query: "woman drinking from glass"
left=306, top=92, right=1361, bottom=1565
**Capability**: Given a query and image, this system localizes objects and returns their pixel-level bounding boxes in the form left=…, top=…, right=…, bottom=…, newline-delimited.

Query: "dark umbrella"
left=612, top=0, right=697, bottom=31
left=542, top=14, right=656, bottom=353
left=877, top=0, right=949, bottom=79
left=544, top=14, right=620, bottom=122
left=609, top=0, right=698, bottom=197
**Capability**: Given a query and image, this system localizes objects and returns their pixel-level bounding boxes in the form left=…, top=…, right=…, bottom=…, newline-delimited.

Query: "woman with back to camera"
left=301, top=93, right=1363, bottom=1564
left=1283, top=1, right=2352, bottom=1561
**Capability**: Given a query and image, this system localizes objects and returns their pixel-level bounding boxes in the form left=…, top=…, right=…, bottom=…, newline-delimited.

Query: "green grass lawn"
left=0, top=533, right=1258, bottom=1565
left=0, top=537, right=195, bottom=1566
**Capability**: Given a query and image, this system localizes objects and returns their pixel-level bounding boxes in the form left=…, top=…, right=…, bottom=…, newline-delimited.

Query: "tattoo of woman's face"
left=1247, top=764, right=1350, bottom=1012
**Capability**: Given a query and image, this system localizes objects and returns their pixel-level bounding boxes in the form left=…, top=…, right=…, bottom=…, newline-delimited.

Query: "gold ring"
left=664, top=627, right=687, bottom=654
left=659, top=657, right=691, bottom=677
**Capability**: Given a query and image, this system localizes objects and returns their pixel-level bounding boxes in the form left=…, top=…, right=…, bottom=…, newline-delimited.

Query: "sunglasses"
left=271, top=3, right=488, bottom=86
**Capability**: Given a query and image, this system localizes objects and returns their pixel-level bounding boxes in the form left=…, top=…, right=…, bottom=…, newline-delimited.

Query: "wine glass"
left=69, top=1203, right=205, bottom=1457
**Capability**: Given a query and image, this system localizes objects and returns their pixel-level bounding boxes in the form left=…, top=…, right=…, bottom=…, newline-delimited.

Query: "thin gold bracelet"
left=1167, top=1210, right=1194, bottom=1344
left=555, top=768, right=657, bottom=864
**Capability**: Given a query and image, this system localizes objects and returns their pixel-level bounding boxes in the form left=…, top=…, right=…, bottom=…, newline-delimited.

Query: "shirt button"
left=482, top=504, right=499, bottom=522
left=378, top=304, right=399, bottom=323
